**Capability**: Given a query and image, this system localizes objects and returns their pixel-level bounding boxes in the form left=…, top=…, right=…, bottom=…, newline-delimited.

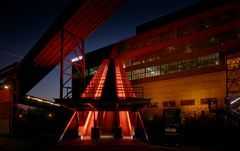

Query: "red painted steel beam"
left=17, top=0, right=126, bottom=96
left=33, top=0, right=126, bottom=67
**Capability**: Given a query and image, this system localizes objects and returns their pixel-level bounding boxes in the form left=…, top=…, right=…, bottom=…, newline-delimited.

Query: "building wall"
left=83, top=0, right=239, bottom=119
left=115, top=0, right=240, bottom=89
left=0, top=89, right=10, bottom=135
left=134, top=71, right=226, bottom=117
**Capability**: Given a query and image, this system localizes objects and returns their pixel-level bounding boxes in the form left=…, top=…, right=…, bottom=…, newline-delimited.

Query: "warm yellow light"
left=4, top=85, right=9, bottom=89
left=48, top=113, right=52, bottom=118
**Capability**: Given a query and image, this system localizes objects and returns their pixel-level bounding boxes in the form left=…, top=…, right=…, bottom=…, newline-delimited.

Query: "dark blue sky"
left=0, top=0, right=201, bottom=100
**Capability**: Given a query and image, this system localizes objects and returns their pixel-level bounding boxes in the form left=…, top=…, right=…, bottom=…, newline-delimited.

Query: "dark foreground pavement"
left=48, top=138, right=226, bottom=151
left=0, top=137, right=232, bottom=151
left=0, top=135, right=55, bottom=151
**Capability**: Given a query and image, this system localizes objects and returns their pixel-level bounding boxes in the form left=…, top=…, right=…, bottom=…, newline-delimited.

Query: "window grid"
left=119, top=9, right=240, bottom=53
left=129, top=53, right=220, bottom=80
left=129, top=29, right=239, bottom=67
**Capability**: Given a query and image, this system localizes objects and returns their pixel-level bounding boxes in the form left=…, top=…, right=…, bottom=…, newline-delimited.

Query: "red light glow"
left=81, top=60, right=109, bottom=98
left=115, top=60, right=135, bottom=98
left=115, top=63, right=125, bottom=98
left=119, top=111, right=133, bottom=137
left=79, top=111, right=99, bottom=138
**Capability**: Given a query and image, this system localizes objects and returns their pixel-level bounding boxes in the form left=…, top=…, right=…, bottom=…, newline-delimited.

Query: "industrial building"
left=1, top=0, right=240, bottom=146
left=83, top=0, right=240, bottom=121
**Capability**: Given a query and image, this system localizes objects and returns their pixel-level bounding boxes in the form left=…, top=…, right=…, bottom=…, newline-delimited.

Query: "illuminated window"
left=160, top=64, right=167, bottom=75
left=132, top=68, right=145, bottom=80
left=197, top=53, right=219, bottom=68
left=146, top=66, right=160, bottom=77
left=132, top=61, right=141, bottom=66
left=126, top=71, right=132, bottom=80
left=161, top=62, right=178, bottom=74
left=118, top=8, right=239, bottom=53
left=128, top=52, right=220, bottom=81
left=122, top=28, right=237, bottom=70
left=168, top=62, right=178, bottom=73
left=89, top=66, right=98, bottom=75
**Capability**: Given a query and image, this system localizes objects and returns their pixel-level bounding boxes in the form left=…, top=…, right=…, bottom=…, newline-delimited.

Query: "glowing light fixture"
left=26, top=95, right=60, bottom=106
left=48, top=113, right=53, bottom=118
left=230, top=97, right=240, bottom=105
left=83, top=111, right=92, bottom=134
left=4, top=85, right=9, bottom=89
left=71, top=56, right=83, bottom=62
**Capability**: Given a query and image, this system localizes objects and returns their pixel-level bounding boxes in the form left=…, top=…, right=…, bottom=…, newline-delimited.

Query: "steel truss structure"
left=226, top=51, right=240, bottom=112
left=58, top=59, right=150, bottom=142
left=226, top=52, right=240, bottom=99
left=60, top=29, right=85, bottom=100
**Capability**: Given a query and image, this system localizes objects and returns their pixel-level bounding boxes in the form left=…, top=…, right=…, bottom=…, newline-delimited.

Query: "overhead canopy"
left=16, top=0, right=126, bottom=97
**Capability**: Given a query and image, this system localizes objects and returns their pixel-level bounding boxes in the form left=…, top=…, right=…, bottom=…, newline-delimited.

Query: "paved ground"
left=49, top=138, right=226, bottom=151
left=0, top=136, right=233, bottom=151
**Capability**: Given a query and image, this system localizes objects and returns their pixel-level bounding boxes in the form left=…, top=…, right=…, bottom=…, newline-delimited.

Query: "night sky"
left=0, top=0, right=201, bottom=100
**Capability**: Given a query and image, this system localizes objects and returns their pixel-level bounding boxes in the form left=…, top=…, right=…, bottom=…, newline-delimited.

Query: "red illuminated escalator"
left=119, top=111, right=132, bottom=137
left=101, top=111, right=115, bottom=136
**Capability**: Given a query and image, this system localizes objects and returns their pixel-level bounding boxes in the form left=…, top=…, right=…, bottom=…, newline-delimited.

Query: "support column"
left=60, top=28, right=64, bottom=101
left=81, top=40, right=86, bottom=88
left=76, top=111, right=80, bottom=137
